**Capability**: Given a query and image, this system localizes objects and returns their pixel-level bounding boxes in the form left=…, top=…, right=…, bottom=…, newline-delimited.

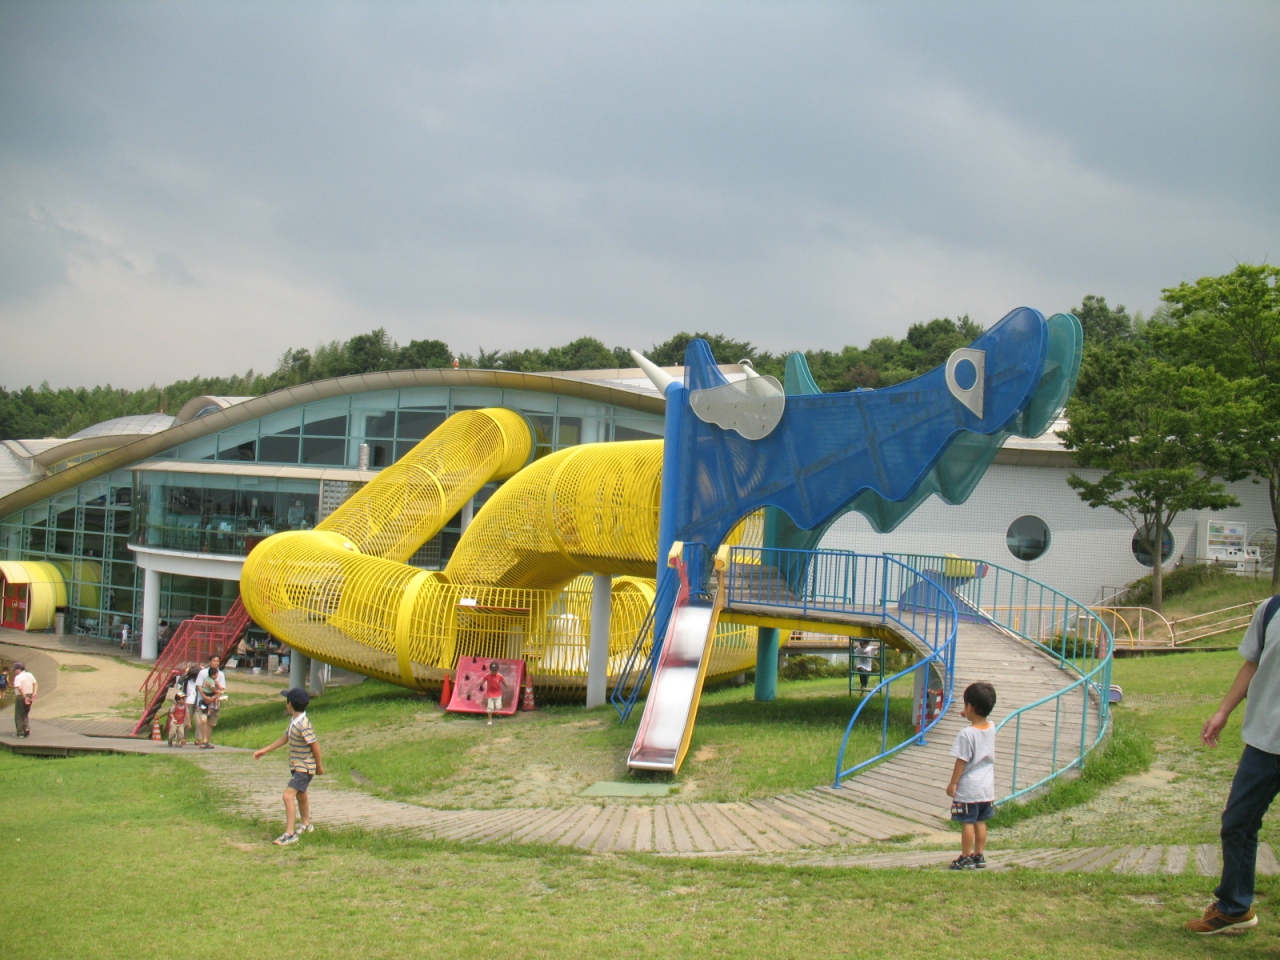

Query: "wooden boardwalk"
left=0, top=717, right=250, bottom=757
left=834, top=620, right=1096, bottom=828
left=805, top=843, right=1275, bottom=875
left=193, top=617, right=1106, bottom=856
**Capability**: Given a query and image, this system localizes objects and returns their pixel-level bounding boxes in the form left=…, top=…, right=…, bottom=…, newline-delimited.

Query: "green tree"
left=1072, top=295, right=1134, bottom=345
left=645, top=332, right=767, bottom=368
left=1159, top=263, right=1280, bottom=587
left=1061, top=344, right=1243, bottom=610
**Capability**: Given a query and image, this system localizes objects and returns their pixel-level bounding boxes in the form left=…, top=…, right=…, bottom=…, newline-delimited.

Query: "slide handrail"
left=717, top=546, right=960, bottom=786
left=611, top=571, right=679, bottom=721
left=887, top=553, right=1114, bottom=804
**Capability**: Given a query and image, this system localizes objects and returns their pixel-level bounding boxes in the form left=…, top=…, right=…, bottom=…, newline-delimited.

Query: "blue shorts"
left=287, top=771, right=314, bottom=793
left=950, top=801, right=994, bottom=823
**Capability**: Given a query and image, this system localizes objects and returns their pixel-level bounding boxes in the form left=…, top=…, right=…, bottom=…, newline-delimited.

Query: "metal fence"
left=718, top=546, right=959, bottom=785
left=888, top=553, right=1114, bottom=803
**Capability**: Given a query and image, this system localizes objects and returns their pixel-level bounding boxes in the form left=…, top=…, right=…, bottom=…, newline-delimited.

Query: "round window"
left=1131, top=525, right=1174, bottom=567
left=1006, top=515, right=1050, bottom=562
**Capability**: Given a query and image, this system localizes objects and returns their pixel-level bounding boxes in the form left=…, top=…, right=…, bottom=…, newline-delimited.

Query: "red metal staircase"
left=131, top=598, right=253, bottom=736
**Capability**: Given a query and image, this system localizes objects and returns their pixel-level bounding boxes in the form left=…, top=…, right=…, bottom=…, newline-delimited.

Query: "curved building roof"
left=174, top=396, right=255, bottom=424
left=69, top=413, right=177, bottom=439
left=0, top=367, right=676, bottom=519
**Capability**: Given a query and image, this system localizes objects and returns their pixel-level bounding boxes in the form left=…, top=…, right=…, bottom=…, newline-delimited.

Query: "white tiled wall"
left=819, top=464, right=1276, bottom=604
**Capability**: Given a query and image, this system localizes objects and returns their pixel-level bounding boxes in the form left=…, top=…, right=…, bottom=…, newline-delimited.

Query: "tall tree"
left=1072, top=295, right=1134, bottom=345
left=1061, top=344, right=1243, bottom=610
left=1159, top=263, right=1280, bottom=587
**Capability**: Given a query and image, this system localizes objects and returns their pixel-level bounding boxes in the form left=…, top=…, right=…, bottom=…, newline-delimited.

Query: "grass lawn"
left=996, top=649, right=1270, bottom=850
left=2, top=748, right=1276, bottom=960
left=210, top=675, right=918, bottom=807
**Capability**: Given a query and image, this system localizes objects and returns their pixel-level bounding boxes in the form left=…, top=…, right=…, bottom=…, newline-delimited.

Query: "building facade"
left=0, top=368, right=674, bottom=655
left=0, top=369, right=1268, bottom=658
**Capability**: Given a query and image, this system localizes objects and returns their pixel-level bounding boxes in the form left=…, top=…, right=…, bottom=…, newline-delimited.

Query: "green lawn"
left=210, top=675, right=918, bottom=806
left=996, top=649, right=1263, bottom=849
left=2, top=748, right=1276, bottom=960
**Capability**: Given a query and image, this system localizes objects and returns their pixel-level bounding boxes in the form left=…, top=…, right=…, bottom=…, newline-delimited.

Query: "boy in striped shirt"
left=253, top=687, right=324, bottom=846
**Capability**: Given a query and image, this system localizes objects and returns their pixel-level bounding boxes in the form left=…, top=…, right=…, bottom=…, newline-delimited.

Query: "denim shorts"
left=287, top=771, right=314, bottom=793
left=950, top=801, right=994, bottom=823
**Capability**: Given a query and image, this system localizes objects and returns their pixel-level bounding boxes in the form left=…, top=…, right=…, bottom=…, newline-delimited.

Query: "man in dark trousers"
left=1189, top=596, right=1280, bottom=934
left=11, top=661, right=37, bottom=737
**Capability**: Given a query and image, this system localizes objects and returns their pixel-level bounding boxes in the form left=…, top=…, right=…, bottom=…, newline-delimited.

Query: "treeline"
left=0, top=298, right=1124, bottom=441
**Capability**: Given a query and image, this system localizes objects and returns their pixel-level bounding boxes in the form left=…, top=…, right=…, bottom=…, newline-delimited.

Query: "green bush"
left=1118, top=563, right=1238, bottom=607
left=779, top=654, right=847, bottom=681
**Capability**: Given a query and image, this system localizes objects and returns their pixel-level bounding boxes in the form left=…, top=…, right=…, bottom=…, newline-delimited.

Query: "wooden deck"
left=192, top=619, right=1104, bottom=854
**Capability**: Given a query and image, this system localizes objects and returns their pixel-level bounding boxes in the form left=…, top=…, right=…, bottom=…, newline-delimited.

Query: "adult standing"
left=194, top=655, right=227, bottom=748
left=853, top=639, right=877, bottom=693
left=179, top=666, right=200, bottom=744
left=1188, top=598, right=1280, bottom=934
left=12, top=661, right=36, bottom=738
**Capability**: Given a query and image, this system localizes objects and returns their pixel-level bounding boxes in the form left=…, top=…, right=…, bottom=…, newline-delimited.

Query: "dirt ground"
left=0, top=639, right=290, bottom=725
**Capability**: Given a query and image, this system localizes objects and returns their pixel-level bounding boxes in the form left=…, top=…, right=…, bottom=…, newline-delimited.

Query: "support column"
left=140, top=567, right=161, bottom=662
left=291, top=652, right=310, bottom=691
left=309, top=657, right=326, bottom=697
left=585, top=573, right=612, bottom=708
left=754, top=627, right=779, bottom=702
left=461, top=497, right=474, bottom=533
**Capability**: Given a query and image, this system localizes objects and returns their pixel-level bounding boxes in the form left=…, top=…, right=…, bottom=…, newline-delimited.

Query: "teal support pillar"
left=755, top=627, right=779, bottom=702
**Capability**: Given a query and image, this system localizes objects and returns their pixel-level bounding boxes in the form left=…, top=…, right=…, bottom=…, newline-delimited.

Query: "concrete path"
left=0, top=717, right=249, bottom=757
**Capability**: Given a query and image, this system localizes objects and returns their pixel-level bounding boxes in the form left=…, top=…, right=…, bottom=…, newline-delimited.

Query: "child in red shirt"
left=167, top=693, right=188, bottom=747
left=480, top=662, right=511, bottom=726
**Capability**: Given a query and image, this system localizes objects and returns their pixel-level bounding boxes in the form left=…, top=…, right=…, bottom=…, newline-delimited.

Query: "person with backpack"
left=1188, top=595, right=1280, bottom=935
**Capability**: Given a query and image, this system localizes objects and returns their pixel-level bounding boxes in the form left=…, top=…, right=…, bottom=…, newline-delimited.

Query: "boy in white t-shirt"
left=945, top=681, right=997, bottom=870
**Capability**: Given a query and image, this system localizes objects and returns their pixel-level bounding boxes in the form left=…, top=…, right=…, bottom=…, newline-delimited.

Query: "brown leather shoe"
left=1186, top=904, right=1258, bottom=934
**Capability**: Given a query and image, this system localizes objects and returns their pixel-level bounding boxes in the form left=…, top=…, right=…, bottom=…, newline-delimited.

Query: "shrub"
left=1118, top=563, right=1237, bottom=607
left=779, top=654, right=847, bottom=681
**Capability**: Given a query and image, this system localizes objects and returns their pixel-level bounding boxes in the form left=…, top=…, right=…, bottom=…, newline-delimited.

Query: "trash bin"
left=55, top=611, right=66, bottom=635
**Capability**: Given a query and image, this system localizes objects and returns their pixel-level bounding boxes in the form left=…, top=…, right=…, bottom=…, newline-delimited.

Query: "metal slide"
left=627, top=554, right=724, bottom=773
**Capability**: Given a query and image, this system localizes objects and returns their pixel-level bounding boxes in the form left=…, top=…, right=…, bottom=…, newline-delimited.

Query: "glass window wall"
left=0, top=471, right=138, bottom=638
left=161, top=390, right=664, bottom=470
left=134, top=471, right=320, bottom=557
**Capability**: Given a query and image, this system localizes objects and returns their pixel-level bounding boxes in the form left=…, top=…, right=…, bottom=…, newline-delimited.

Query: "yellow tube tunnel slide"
left=0, top=560, right=68, bottom=631
left=239, top=408, right=757, bottom=694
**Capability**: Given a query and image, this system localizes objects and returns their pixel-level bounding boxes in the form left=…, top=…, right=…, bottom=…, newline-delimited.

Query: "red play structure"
left=445, top=656, right=525, bottom=716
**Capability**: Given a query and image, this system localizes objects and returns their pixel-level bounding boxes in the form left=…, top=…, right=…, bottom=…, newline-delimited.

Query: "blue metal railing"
left=720, top=547, right=960, bottom=786
left=887, top=553, right=1114, bottom=803
left=610, top=571, right=677, bottom=721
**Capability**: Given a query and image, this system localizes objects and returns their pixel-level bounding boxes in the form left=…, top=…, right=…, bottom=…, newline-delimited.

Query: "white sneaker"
left=299, top=823, right=314, bottom=834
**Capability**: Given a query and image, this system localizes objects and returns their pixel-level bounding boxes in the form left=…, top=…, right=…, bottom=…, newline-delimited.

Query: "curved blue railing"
left=887, top=553, right=1114, bottom=803
left=717, top=547, right=960, bottom=786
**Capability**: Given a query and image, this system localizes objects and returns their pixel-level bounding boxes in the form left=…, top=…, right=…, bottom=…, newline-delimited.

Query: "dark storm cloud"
left=0, top=1, right=1276, bottom=387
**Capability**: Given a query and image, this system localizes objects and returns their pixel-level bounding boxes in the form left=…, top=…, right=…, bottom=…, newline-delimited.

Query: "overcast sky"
left=1, top=2, right=1277, bottom=389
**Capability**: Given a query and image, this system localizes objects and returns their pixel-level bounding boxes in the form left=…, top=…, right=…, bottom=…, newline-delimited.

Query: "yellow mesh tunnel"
left=240, top=410, right=756, bottom=696
left=443, top=440, right=664, bottom=588
left=318, top=408, right=532, bottom=562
